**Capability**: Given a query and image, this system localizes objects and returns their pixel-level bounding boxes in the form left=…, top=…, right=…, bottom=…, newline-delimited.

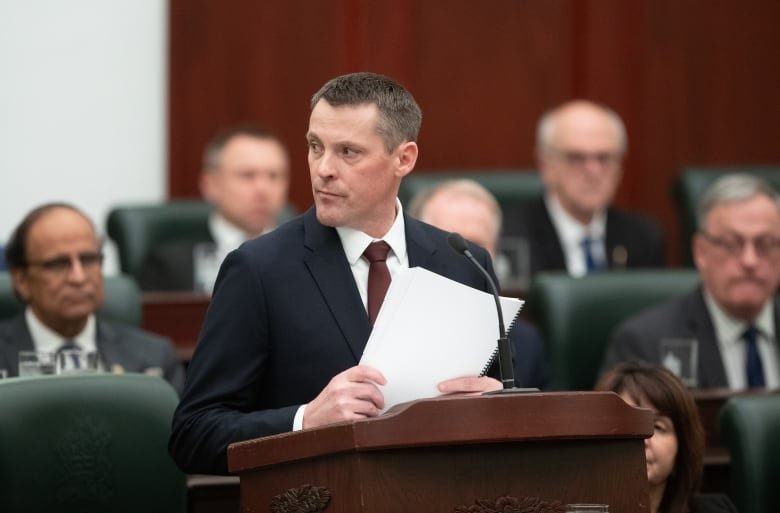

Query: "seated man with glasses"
left=0, top=203, right=184, bottom=392
left=603, top=174, right=780, bottom=390
left=504, top=100, right=665, bottom=277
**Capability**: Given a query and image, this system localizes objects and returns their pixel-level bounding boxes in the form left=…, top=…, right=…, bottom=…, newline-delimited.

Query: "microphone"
left=447, top=232, right=516, bottom=390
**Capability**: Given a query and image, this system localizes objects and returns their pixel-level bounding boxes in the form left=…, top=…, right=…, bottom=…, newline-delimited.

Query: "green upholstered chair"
left=719, top=393, right=780, bottom=513
left=106, top=201, right=214, bottom=282
left=0, top=271, right=142, bottom=326
left=527, top=269, right=700, bottom=390
left=0, top=373, right=186, bottom=513
left=398, top=169, right=542, bottom=219
left=675, top=166, right=780, bottom=264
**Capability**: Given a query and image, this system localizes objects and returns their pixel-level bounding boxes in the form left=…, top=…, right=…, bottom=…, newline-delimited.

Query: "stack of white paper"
left=359, top=266, right=523, bottom=412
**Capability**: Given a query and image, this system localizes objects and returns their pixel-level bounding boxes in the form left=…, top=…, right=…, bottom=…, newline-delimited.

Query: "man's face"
left=422, top=192, right=499, bottom=259
left=539, top=104, right=624, bottom=224
left=307, top=100, right=418, bottom=238
left=694, top=194, right=780, bottom=321
left=12, top=207, right=104, bottom=335
left=201, top=135, right=290, bottom=236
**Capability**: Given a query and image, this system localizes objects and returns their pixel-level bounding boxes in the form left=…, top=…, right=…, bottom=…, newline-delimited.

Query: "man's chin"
left=315, top=209, right=343, bottom=228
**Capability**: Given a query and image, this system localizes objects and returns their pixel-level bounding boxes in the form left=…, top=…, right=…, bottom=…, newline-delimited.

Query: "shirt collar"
left=703, top=289, right=775, bottom=345
left=545, top=193, right=607, bottom=250
left=25, top=308, right=97, bottom=353
left=209, top=212, right=253, bottom=252
left=336, top=198, right=408, bottom=266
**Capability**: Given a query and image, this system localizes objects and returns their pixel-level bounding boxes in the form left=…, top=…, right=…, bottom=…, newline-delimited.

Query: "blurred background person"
left=0, top=203, right=184, bottom=392
left=139, top=125, right=291, bottom=293
left=408, top=178, right=551, bottom=390
left=595, top=362, right=738, bottom=513
left=604, top=174, right=780, bottom=390
left=504, top=100, right=665, bottom=277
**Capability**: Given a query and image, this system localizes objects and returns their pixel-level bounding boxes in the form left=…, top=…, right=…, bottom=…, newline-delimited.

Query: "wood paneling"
left=168, top=0, right=780, bottom=264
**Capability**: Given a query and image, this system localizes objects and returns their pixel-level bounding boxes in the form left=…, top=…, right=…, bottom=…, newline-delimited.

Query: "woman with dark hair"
left=595, top=362, right=738, bottom=513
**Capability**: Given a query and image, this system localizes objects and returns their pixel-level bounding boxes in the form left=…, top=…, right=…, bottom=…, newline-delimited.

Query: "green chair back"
left=675, top=166, right=780, bottom=264
left=719, top=393, right=780, bottom=513
left=528, top=269, right=700, bottom=390
left=0, top=271, right=141, bottom=326
left=399, top=170, right=542, bottom=219
left=106, top=201, right=214, bottom=281
left=0, top=373, right=186, bottom=513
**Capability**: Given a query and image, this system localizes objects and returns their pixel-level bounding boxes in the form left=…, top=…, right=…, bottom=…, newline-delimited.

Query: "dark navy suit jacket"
left=603, top=286, right=780, bottom=389
left=504, top=197, right=665, bottom=275
left=170, top=208, right=548, bottom=474
left=0, top=314, right=184, bottom=393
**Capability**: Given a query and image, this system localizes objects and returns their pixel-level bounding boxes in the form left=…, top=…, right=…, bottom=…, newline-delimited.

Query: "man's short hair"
left=5, top=202, right=93, bottom=270
left=696, top=173, right=780, bottom=231
left=407, top=178, right=503, bottom=234
left=536, top=100, right=628, bottom=155
left=310, top=72, right=422, bottom=153
left=202, top=124, right=285, bottom=171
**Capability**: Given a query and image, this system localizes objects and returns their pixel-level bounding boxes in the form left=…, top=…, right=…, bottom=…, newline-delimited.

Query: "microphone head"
left=447, top=232, right=469, bottom=255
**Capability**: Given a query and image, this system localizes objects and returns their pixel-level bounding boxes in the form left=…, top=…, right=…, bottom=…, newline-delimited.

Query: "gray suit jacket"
left=603, top=286, right=780, bottom=389
left=0, top=314, right=185, bottom=394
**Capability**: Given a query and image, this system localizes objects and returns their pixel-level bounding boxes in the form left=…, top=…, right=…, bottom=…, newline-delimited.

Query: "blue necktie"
left=58, top=339, right=82, bottom=369
left=581, top=236, right=600, bottom=273
left=743, top=326, right=765, bottom=388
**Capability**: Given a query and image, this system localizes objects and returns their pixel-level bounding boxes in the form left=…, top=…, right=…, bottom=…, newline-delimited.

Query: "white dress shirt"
left=704, top=291, right=779, bottom=389
left=25, top=308, right=101, bottom=369
left=293, top=199, right=409, bottom=430
left=545, top=194, right=607, bottom=277
left=196, top=213, right=275, bottom=294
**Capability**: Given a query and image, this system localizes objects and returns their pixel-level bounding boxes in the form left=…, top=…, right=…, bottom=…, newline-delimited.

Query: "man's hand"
left=303, top=365, right=387, bottom=429
left=437, top=375, right=502, bottom=395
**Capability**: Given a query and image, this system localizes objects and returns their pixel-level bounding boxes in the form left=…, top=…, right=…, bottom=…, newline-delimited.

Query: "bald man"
left=504, top=100, right=665, bottom=277
left=409, top=179, right=551, bottom=390
left=0, top=203, right=184, bottom=391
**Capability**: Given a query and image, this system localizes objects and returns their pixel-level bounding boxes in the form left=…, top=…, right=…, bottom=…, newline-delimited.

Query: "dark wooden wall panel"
left=168, top=0, right=780, bottom=264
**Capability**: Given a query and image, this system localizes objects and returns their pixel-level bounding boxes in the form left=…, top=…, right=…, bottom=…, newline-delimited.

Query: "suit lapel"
left=604, top=208, right=631, bottom=270
left=533, top=200, right=567, bottom=272
left=302, top=210, right=371, bottom=361
left=406, top=216, right=439, bottom=270
left=1, top=315, right=36, bottom=375
left=96, top=320, right=123, bottom=372
left=685, top=288, right=729, bottom=388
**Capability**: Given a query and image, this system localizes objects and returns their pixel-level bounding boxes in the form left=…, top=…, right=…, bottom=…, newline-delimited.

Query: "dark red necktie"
left=363, top=241, right=391, bottom=325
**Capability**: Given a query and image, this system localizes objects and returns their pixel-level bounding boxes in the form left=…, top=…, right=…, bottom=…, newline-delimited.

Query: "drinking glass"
left=565, top=505, right=609, bottom=513
left=496, top=236, right=531, bottom=293
left=193, top=242, right=220, bottom=295
left=18, top=350, right=56, bottom=376
left=659, top=338, right=699, bottom=387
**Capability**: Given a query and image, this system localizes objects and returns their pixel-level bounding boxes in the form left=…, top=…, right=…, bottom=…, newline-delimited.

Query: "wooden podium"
left=228, top=392, right=653, bottom=513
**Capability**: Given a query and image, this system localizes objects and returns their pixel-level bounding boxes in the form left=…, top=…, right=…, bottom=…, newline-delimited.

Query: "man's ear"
left=692, top=233, right=706, bottom=271
left=395, top=141, right=418, bottom=179
left=199, top=171, right=216, bottom=202
left=10, top=268, right=30, bottom=301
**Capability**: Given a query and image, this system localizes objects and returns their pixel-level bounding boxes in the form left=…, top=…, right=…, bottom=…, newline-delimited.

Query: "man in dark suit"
left=139, top=125, right=291, bottom=293
left=0, top=203, right=184, bottom=392
left=503, top=100, right=664, bottom=276
left=604, top=174, right=780, bottom=390
left=170, top=72, right=506, bottom=475
left=408, top=178, right=551, bottom=389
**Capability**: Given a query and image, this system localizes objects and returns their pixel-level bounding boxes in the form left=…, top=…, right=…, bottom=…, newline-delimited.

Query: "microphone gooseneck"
left=446, top=232, right=515, bottom=390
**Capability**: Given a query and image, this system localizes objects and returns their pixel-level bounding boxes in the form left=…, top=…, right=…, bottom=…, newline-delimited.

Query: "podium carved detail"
left=453, top=496, right=565, bottom=513
left=270, top=484, right=331, bottom=513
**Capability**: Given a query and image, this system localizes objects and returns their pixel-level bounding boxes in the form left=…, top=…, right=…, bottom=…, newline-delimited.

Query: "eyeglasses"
left=26, top=252, right=104, bottom=275
left=549, top=148, right=623, bottom=168
left=700, top=232, right=780, bottom=259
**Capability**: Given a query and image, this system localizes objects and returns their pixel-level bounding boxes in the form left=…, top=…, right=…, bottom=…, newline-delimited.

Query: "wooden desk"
left=141, top=292, right=210, bottom=361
